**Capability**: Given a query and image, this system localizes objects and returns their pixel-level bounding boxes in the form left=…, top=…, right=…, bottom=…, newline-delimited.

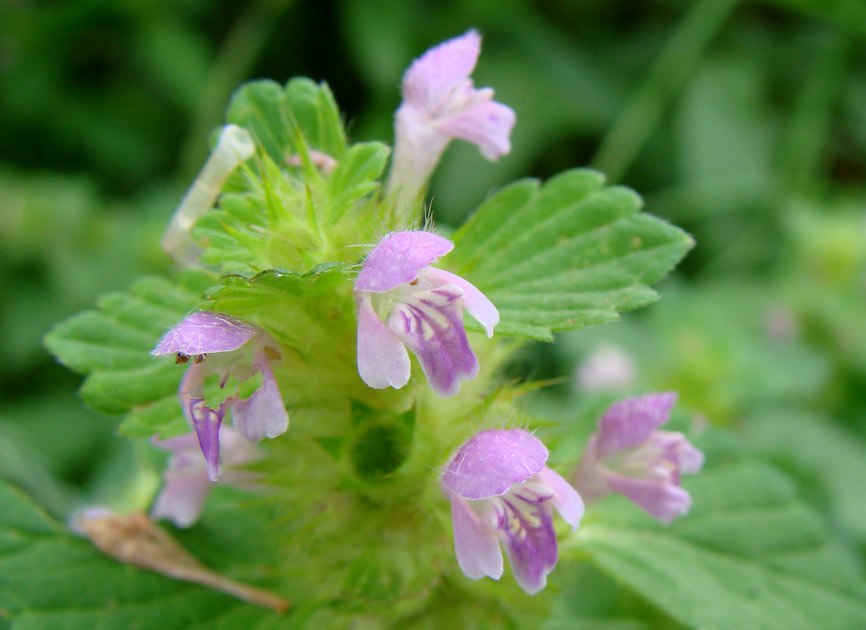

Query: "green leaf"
left=323, top=141, right=390, bottom=223
left=745, top=409, right=866, bottom=545
left=0, top=481, right=284, bottom=629
left=43, top=275, right=206, bottom=437
left=450, top=169, right=693, bottom=340
left=574, top=459, right=866, bottom=630
left=205, top=265, right=352, bottom=337
left=761, top=0, right=866, bottom=36
left=226, top=78, right=346, bottom=165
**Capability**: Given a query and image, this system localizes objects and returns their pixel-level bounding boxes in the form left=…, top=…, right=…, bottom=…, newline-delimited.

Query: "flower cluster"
left=441, top=429, right=583, bottom=594
left=138, top=29, right=704, bottom=602
left=354, top=230, right=498, bottom=397
left=151, top=311, right=288, bottom=481
left=574, top=392, right=704, bottom=523
left=388, top=30, right=516, bottom=210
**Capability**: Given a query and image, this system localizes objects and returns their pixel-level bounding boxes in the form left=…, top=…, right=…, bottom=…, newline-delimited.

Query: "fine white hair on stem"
left=161, top=124, right=255, bottom=263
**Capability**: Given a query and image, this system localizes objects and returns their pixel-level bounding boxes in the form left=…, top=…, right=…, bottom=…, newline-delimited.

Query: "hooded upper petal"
left=596, top=391, right=678, bottom=457
left=442, top=429, right=549, bottom=500
left=355, top=231, right=454, bottom=293
left=402, top=30, right=482, bottom=111
left=152, top=311, right=260, bottom=356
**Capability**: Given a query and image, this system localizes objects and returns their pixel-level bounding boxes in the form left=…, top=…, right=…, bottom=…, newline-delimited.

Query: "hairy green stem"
left=779, top=30, right=850, bottom=195
left=592, top=0, right=740, bottom=183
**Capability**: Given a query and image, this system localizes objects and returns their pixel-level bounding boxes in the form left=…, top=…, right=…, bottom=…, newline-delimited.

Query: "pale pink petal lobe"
left=421, top=267, right=499, bottom=336
left=537, top=467, right=584, bottom=530
left=449, top=494, right=504, bottom=580
left=357, top=296, right=411, bottom=389
left=231, top=353, right=289, bottom=442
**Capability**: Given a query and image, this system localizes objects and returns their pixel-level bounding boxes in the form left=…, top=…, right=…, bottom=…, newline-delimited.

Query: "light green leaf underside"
left=576, top=460, right=866, bottom=630
left=450, top=169, right=693, bottom=340
left=43, top=275, right=207, bottom=438
left=226, top=78, right=346, bottom=165
left=205, top=264, right=354, bottom=349
left=0, top=481, right=282, bottom=630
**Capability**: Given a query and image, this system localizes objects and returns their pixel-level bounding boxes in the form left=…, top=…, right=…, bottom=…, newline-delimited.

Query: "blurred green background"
left=0, top=0, right=864, bottom=569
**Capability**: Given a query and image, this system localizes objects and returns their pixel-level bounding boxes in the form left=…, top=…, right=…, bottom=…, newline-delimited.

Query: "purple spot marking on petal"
left=442, top=429, right=549, bottom=500
left=152, top=311, right=260, bottom=356
left=355, top=231, right=454, bottom=293
left=498, top=494, right=558, bottom=595
left=390, top=285, right=478, bottom=397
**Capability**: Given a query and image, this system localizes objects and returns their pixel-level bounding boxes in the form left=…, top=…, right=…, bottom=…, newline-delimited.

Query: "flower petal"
left=572, top=434, right=611, bottom=502
left=231, top=350, right=289, bottom=442
left=678, top=437, right=705, bottom=475
left=151, top=461, right=211, bottom=528
left=498, top=493, right=558, bottom=594
left=442, top=429, right=549, bottom=500
left=401, top=30, right=481, bottom=111
left=449, top=494, right=503, bottom=581
left=356, top=295, right=412, bottom=390
left=187, top=397, right=227, bottom=482
left=152, top=311, right=260, bottom=356
left=596, top=392, right=678, bottom=457
left=421, top=268, right=499, bottom=337
left=604, top=473, right=692, bottom=525
left=536, top=467, right=584, bottom=531
left=355, top=231, right=454, bottom=293
left=436, top=100, right=516, bottom=161
left=390, top=284, right=478, bottom=397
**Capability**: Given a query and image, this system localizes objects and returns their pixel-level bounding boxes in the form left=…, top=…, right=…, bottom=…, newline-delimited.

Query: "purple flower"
left=151, top=426, right=262, bottom=527
left=575, top=392, right=704, bottom=524
left=152, top=312, right=289, bottom=481
left=354, top=230, right=499, bottom=397
left=388, top=30, right=516, bottom=207
left=441, top=429, right=584, bottom=594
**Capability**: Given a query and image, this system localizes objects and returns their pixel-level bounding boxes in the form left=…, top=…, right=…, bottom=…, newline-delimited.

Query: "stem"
left=179, top=0, right=295, bottom=178
left=779, top=30, right=850, bottom=196
left=592, top=0, right=740, bottom=183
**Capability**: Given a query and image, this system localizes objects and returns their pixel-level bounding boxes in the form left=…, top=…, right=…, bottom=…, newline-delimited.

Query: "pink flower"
left=575, top=392, right=704, bottom=524
left=441, top=429, right=583, bottom=594
left=152, top=312, right=289, bottom=480
left=354, top=231, right=498, bottom=397
left=151, top=426, right=262, bottom=527
left=388, top=30, right=516, bottom=207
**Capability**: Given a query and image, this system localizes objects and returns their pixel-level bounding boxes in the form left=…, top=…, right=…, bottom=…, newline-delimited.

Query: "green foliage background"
left=1, top=0, right=865, bottom=628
